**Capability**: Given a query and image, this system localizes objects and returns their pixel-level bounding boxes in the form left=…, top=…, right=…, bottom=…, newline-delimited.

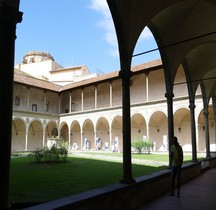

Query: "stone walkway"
left=69, top=151, right=169, bottom=167
left=138, top=167, right=216, bottom=210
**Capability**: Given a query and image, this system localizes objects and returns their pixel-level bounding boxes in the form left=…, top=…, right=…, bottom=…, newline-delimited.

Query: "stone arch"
left=174, top=108, right=191, bottom=151
left=111, top=115, right=122, bottom=152
left=149, top=111, right=168, bottom=151
left=59, top=122, right=69, bottom=142
left=45, top=120, right=58, bottom=138
left=82, top=119, right=94, bottom=150
left=28, top=119, right=43, bottom=150
left=96, top=117, right=110, bottom=150
left=208, top=104, right=216, bottom=151
left=173, top=64, right=188, bottom=98
left=70, top=120, right=81, bottom=150
left=148, top=108, right=167, bottom=120
left=198, top=108, right=206, bottom=152
left=131, top=113, right=147, bottom=141
left=12, top=118, right=26, bottom=151
left=198, top=105, right=215, bottom=152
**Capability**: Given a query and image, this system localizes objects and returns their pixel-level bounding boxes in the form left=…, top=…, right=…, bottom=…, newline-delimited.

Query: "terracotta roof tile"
left=14, top=69, right=62, bottom=91
left=14, top=59, right=162, bottom=92
left=59, top=70, right=120, bottom=91
left=131, top=59, right=162, bottom=72
left=60, top=59, right=163, bottom=91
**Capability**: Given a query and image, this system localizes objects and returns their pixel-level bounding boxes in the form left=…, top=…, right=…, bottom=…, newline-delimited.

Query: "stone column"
left=81, top=131, right=83, bottom=150
left=212, top=97, right=216, bottom=145
left=0, top=5, right=22, bottom=209
left=42, top=128, right=46, bottom=147
left=94, top=130, right=97, bottom=149
left=146, top=125, right=150, bottom=139
left=109, top=129, right=112, bottom=151
left=203, top=109, right=211, bottom=159
left=195, top=123, right=199, bottom=151
left=189, top=102, right=198, bottom=162
left=25, top=130, right=28, bottom=151
left=165, top=92, right=174, bottom=167
left=120, top=70, right=135, bottom=184
left=68, top=129, right=71, bottom=149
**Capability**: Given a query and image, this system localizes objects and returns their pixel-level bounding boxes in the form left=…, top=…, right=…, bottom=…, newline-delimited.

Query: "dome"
left=22, top=51, right=54, bottom=64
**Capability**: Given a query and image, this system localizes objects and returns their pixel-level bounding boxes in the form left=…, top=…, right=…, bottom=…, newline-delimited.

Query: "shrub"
left=28, top=144, right=68, bottom=163
left=131, top=139, right=153, bottom=154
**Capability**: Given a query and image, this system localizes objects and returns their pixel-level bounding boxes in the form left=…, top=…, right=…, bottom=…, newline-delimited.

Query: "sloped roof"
left=131, top=59, right=162, bottom=72
left=59, top=70, right=119, bottom=91
left=14, top=69, right=62, bottom=92
left=14, top=59, right=162, bottom=92
left=58, top=59, right=162, bottom=91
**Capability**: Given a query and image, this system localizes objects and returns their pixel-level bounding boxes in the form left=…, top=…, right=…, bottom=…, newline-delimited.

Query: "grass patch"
left=81, top=151, right=204, bottom=162
left=11, top=155, right=166, bottom=204
left=10, top=152, right=204, bottom=205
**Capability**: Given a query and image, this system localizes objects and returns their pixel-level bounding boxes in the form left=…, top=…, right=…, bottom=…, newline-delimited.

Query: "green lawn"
left=81, top=151, right=203, bottom=162
left=10, top=152, right=203, bottom=205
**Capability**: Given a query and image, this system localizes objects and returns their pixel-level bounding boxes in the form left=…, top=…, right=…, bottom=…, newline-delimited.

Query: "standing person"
left=170, top=136, right=183, bottom=197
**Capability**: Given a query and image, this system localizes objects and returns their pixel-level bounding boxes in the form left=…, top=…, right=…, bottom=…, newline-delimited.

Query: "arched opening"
left=82, top=119, right=94, bottom=150
left=12, top=118, right=26, bottom=151
left=149, top=111, right=168, bottom=151
left=70, top=120, right=81, bottom=150
left=96, top=117, right=110, bottom=150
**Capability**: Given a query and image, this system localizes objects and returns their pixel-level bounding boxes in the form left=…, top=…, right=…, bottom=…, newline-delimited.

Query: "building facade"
left=12, top=52, right=215, bottom=153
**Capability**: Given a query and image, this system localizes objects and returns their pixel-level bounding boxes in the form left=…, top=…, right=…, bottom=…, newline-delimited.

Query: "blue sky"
left=15, top=0, right=160, bottom=74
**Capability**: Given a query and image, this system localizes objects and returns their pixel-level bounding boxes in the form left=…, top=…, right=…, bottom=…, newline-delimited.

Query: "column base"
left=120, top=178, right=136, bottom=184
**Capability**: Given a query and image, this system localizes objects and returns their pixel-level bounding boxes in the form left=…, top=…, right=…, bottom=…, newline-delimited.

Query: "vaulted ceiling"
left=107, top=0, right=216, bottom=98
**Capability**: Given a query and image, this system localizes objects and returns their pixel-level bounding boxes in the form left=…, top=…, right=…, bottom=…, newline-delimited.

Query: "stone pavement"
left=138, top=167, right=216, bottom=210
left=70, top=151, right=169, bottom=166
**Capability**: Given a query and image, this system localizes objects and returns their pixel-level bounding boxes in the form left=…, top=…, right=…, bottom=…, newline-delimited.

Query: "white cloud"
left=89, top=0, right=155, bottom=57
left=89, top=0, right=118, bottom=57
left=140, top=27, right=154, bottom=40
left=89, top=0, right=110, bottom=18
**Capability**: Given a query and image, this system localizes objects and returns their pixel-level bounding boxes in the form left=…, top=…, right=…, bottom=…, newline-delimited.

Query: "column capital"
left=119, top=70, right=133, bottom=79
left=165, top=92, right=174, bottom=105
left=203, top=111, right=209, bottom=116
left=165, top=92, right=174, bottom=99
left=189, top=103, right=196, bottom=109
left=0, top=5, right=22, bottom=29
left=144, top=71, right=150, bottom=76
